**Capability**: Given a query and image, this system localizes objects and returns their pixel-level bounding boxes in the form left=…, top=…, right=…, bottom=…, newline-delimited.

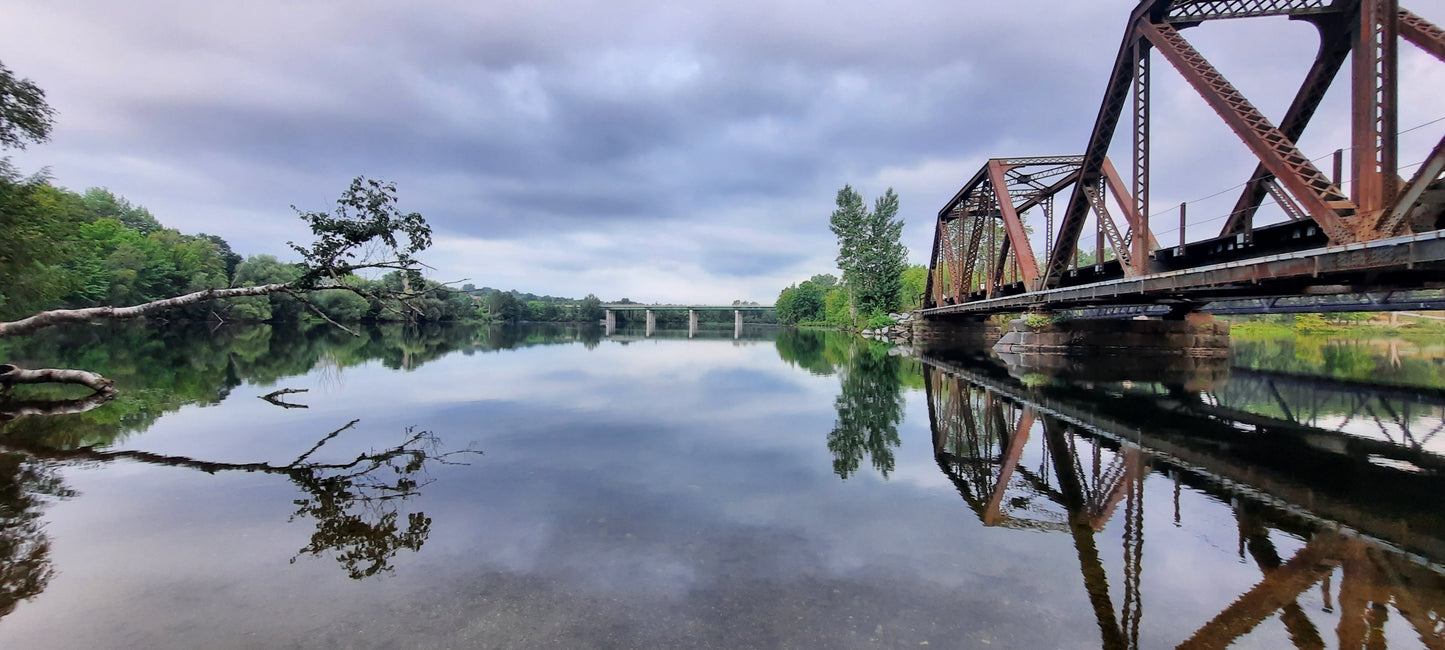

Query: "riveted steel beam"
left=1222, top=13, right=1354, bottom=235
left=988, top=161, right=1042, bottom=288
left=1142, top=21, right=1359, bottom=243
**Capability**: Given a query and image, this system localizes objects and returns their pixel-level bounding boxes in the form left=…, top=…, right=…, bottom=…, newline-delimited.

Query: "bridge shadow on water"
left=918, top=345, right=1445, bottom=649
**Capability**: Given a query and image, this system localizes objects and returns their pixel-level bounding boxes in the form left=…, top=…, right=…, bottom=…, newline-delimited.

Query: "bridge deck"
left=924, top=228, right=1445, bottom=318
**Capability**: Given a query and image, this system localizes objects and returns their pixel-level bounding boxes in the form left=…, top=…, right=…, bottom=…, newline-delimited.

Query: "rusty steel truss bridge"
left=922, top=0, right=1445, bottom=319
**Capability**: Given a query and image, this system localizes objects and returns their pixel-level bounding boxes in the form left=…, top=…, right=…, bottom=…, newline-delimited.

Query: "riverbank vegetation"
left=775, top=186, right=920, bottom=329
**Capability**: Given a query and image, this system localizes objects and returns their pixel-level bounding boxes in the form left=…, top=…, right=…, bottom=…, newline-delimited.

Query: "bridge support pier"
left=992, top=315, right=1229, bottom=380
left=645, top=310, right=655, bottom=337
left=689, top=309, right=699, bottom=338
left=913, top=318, right=1003, bottom=352
left=604, top=309, right=616, bottom=336
left=734, top=310, right=743, bottom=339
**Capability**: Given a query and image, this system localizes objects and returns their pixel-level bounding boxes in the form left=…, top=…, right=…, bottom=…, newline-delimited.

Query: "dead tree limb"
left=0, top=364, right=116, bottom=395
left=0, top=283, right=291, bottom=338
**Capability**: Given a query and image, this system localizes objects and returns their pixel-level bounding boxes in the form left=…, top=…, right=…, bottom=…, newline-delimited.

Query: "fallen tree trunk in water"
left=0, top=283, right=291, bottom=337
left=0, top=364, right=116, bottom=395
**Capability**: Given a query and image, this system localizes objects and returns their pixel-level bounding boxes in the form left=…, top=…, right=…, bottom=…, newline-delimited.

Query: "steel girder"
left=1036, top=0, right=1444, bottom=294
left=924, top=157, right=1087, bottom=308
left=1164, top=0, right=1341, bottom=22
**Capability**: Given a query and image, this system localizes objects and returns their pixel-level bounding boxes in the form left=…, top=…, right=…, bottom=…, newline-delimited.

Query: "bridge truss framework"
left=923, top=0, right=1445, bottom=317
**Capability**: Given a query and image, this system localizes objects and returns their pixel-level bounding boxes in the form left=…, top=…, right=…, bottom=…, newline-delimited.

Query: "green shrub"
left=1023, top=312, right=1055, bottom=329
left=865, top=313, right=896, bottom=330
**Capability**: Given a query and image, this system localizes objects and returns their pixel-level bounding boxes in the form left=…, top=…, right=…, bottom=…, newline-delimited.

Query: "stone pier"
left=992, top=314, right=1229, bottom=363
left=912, top=317, right=1003, bottom=352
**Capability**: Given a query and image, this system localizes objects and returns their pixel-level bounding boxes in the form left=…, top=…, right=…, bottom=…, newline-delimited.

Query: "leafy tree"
left=899, top=265, right=928, bottom=311
left=829, top=186, right=907, bottom=316
left=579, top=294, right=603, bottom=322
left=0, top=60, right=54, bottom=150
left=485, top=292, right=522, bottom=322
left=776, top=281, right=827, bottom=324
left=809, top=273, right=838, bottom=289
left=231, top=255, right=305, bottom=321
left=81, top=188, right=163, bottom=235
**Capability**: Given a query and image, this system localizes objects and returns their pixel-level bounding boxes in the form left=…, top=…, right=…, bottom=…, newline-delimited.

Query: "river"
left=0, top=321, right=1441, bottom=648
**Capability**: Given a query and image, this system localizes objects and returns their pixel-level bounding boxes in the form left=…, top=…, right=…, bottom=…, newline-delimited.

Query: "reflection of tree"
left=0, top=421, right=478, bottom=584
left=828, top=341, right=905, bottom=479
left=0, top=453, right=71, bottom=618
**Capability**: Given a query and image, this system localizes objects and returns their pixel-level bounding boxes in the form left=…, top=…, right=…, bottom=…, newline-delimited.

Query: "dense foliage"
left=0, top=166, right=236, bottom=321
left=775, top=265, right=927, bottom=326
left=471, top=289, right=606, bottom=323
left=0, top=166, right=480, bottom=325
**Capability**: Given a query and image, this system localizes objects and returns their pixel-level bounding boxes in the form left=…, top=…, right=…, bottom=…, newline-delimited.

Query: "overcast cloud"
left=6, top=0, right=1443, bottom=302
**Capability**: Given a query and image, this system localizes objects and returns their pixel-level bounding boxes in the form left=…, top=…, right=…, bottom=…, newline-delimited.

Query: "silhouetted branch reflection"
left=0, top=420, right=479, bottom=588
left=0, top=454, right=70, bottom=619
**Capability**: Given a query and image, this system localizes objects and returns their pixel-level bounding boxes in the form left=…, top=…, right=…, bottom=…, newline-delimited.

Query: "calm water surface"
left=0, top=321, right=1442, bottom=648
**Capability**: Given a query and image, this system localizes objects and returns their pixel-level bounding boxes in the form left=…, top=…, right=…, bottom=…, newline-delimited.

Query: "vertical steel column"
left=1353, top=0, right=1399, bottom=215
left=1178, top=203, right=1187, bottom=254
left=1044, top=195, right=1055, bottom=261
left=1132, top=37, right=1152, bottom=272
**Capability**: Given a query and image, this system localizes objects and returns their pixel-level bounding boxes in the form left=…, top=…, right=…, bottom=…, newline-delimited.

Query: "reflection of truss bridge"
left=1204, top=368, right=1445, bottom=451
left=924, top=357, right=1445, bottom=648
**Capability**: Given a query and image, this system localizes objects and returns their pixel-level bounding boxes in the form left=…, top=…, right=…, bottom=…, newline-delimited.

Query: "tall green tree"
left=830, top=186, right=907, bottom=316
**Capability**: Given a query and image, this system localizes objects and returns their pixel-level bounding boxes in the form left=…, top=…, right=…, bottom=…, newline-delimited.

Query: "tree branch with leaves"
left=0, top=177, right=435, bottom=394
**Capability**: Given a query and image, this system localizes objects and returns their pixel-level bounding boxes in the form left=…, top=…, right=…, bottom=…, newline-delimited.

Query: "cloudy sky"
left=6, top=0, right=1444, bottom=303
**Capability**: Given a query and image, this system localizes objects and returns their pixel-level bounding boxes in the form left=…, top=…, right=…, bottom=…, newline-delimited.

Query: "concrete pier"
left=689, top=309, right=699, bottom=338
left=734, top=310, right=743, bottom=339
left=645, top=309, right=656, bottom=337
left=604, top=309, right=616, bottom=336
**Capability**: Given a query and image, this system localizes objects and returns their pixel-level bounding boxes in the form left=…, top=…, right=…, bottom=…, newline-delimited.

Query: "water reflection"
left=1234, top=335, right=1445, bottom=389
left=0, top=321, right=603, bottom=446
left=0, top=455, right=69, bottom=619
left=0, top=420, right=477, bottom=591
left=828, top=341, right=905, bottom=478
left=921, top=349, right=1445, bottom=648
left=0, top=321, right=512, bottom=617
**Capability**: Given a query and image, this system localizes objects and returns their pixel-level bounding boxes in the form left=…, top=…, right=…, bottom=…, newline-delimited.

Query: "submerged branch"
left=260, top=387, right=311, bottom=409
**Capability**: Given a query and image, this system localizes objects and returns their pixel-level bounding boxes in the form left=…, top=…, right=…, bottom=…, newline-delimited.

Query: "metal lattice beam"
left=1142, top=21, right=1358, bottom=242
left=1165, top=0, right=1340, bottom=22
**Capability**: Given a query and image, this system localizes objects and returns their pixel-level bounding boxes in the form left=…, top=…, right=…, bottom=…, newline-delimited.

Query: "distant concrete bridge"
left=600, top=304, right=775, bottom=338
